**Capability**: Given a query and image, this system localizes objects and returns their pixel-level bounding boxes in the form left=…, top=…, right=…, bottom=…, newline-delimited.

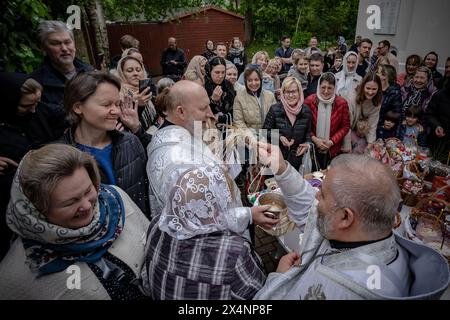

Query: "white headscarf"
left=316, top=73, right=336, bottom=142
left=336, top=51, right=359, bottom=95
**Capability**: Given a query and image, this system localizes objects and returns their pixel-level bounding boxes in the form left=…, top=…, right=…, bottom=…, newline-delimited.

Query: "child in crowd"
left=398, top=105, right=426, bottom=151
left=351, top=119, right=369, bottom=154
left=288, top=54, right=309, bottom=92
left=376, top=110, right=400, bottom=140
left=329, top=53, right=343, bottom=74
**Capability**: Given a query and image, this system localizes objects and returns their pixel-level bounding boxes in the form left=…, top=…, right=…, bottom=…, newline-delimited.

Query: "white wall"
left=355, top=0, right=449, bottom=73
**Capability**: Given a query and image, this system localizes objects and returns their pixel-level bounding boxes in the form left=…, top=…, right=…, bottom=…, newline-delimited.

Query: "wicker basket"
left=411, top=187, right=450, bottom=219
left=397, top=178, right=423, bottom=207
left=405, top=213, right=450, bottom=264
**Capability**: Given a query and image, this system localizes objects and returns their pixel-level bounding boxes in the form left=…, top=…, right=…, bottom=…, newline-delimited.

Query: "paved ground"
left=254, top=227, right=284, bottom=274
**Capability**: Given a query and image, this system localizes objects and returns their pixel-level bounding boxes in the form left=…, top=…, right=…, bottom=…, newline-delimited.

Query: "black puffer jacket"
left=58, top=128, right=151, bottom=218
left=263, top=102, right=312, bottom=170
left=378, top=83, right=402, bottom=126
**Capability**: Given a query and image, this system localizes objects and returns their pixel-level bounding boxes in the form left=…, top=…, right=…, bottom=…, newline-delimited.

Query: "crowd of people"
left=0, top=20, right=449, bottom=300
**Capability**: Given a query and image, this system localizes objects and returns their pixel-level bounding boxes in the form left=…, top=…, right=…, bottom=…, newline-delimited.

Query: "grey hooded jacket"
left=254, top=164, right=450, bottom=300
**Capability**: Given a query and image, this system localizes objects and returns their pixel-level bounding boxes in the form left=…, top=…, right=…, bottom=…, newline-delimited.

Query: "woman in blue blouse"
left=59, top=71, right=151, bottom=218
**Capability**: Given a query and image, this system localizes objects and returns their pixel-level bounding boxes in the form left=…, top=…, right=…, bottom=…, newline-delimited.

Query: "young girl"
left=288, top=55, right=309, bottom=92
left=398, top=105, right=426, bottom=151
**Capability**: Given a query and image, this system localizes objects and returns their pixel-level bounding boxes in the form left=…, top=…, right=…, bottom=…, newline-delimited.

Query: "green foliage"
left=1, top=0, right=50, bottom=72
left=229, top=0, right=359, bottom=48
left=103, top=0, right=225, bottom=21
left=246, top=40, right=278, bottom=59
left=291, top=31, right=312, bottom=49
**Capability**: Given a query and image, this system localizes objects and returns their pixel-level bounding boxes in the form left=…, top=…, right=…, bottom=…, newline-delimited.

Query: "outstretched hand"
left=0, top=156, right=18, bottom=175
left=119, top=96, right=141, bottom=133
left=257, top=141, right=287, bottom=175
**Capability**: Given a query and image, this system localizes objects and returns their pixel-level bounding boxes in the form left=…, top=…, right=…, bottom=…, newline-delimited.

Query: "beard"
left=316, top=209, right=334, bottom=238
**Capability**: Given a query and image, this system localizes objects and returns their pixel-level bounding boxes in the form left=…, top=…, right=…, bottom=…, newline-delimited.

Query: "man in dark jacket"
left=304, top=53, right=324, bottom=98
left=31, top=20, right=94, bottom=137
left=356, top=38, right=372, bottom=78
left=275, top=36, right=294, bottom=75
left=160, top=37, right=187, bottom=82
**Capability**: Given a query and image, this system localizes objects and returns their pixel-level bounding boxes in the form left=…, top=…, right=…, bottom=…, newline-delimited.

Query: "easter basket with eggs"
left=405, top=186, right=450, bottom=263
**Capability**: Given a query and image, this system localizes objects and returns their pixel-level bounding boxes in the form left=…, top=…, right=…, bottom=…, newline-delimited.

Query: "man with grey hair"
left=31, top=20, right=93, bottom=137
left=254, top=142, right=450, bottom=300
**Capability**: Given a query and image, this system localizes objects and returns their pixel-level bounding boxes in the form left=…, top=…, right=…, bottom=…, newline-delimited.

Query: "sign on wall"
left=375, top=0, right=401, bottom=35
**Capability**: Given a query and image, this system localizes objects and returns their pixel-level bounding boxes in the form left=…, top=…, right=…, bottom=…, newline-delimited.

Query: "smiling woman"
left=0, top=144, right=150, bottom=299
left=58, top=71, right=151, bottom=218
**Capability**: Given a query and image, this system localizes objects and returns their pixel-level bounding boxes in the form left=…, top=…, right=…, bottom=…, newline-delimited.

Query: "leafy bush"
left=1, top=0, right=49, bottom=72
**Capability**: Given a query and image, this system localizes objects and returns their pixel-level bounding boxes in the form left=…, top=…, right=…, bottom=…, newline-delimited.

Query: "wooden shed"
left=107, top=6, right=245, bottom=76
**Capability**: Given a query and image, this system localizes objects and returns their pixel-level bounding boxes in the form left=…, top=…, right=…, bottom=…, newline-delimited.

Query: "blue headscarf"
left=7, top=181, right=125, bottom=276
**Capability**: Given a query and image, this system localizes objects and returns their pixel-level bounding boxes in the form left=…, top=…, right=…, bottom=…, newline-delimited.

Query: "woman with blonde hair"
left=0, top=144, right=149, bottom=299
left=116, top=55, right=157, bottom=134
left=237, top=51, right=270, bottom=86
left=263, top=76, right=312, bottom=170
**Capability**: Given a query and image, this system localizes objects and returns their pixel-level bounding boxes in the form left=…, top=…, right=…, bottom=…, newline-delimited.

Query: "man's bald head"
left=165, top=80, right=203, bottom=113
left=328, top=154, right=400, bottom=237
left=164, top=80, right=213, bottom=133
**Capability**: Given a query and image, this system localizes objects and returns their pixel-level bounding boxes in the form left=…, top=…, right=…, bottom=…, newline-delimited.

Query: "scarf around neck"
left=315, top=74, right=336, bottom=142
left=6, top=161, right=125, bottom=276
left=280, top=84, right=304, bottom=126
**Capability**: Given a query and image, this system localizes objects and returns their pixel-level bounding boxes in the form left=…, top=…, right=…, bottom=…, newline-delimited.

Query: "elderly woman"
left=116, top=55, right=157, bottom=136
left=401, top=66, right=437, bottom=122
left=141, top=165, right=266, bottom=300
left=233, top=65, right=276, bottom=130
left=59, top=71, right=151, bottom=218
left=0, top=73, right=60, bottom=259
left=304, top=72, right=350, bottom=169
left=263, top=76, right=312, bottom=170
left=348, top=72, right=383, bottom=153
left=376, top=64, right=402, bottom=129
left=183, top=55, right=207, bottom=85
left=397, top=54, right=421, bottom=87
left=204, top=57, right=236, bottom=129
left=335, top=51, right=362, bottom=103
left=0, top=144, right=149, bottom=299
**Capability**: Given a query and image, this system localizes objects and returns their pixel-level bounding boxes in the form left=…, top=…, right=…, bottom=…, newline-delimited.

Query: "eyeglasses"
left=284, top=90, right=299, bottom=96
